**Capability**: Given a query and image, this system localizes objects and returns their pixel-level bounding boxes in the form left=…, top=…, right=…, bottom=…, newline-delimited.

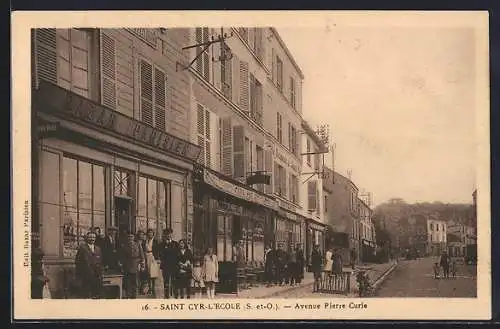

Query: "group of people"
left=433, top=251, right=457, bottom=279
left=74, top=227, right=220, bottom=299
left=263, top=242, right=305, bottom=287
left=309, top=244, right=346, bottom=292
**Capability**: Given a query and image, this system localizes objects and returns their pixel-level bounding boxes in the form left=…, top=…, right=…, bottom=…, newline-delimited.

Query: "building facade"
left=187, top=27, right=310, bottom=263
left=325, top=171, right=361, bottom=264
left=397, top=214, right=428, bottom=257
left=427, top=216, right=447, bottom=256
left=32, top=28, right=201, bottom=297
left=358, top=198, right=376, bottom=262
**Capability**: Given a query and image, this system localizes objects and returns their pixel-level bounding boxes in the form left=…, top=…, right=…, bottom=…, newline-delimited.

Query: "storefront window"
left=40, top=150, right=61, bottom=256
left=62, top=156, right=106, bottom=258
left=253, top=219, right=265, bottom=263
left=216, top=214, right=225, bottom=261
left=137, top=175, right=170, bottom=238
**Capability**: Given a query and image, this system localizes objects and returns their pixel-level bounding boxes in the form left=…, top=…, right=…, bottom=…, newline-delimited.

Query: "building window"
left=306, top=138, right=311, bottom=165
left=276, top=112, right=283, bottom=144
left=314, top=148, right=320, bottom=171
left=250, top=74, right=263, bottom=126
left=216, top=214, right=233, bottom=262
left=255, top=145, right=264, bottom=193
left=139, top=59, right=167, bottom=131
left=196, top=104, right=214, bottom=168
left=324, top=195, right=328, bottom=213
left=437, top=224, right=439, bottom=231
left=276, top=56, right=283, bottom=92
left=195, top=27, right=210, bottom=81
left=274, top=163, right=286, bottom=197
left=220, top=42, right=232, bottom=99
left=308, top=180, right=318, bottom=211
left=137, top=176, right=170, bottom=239
left=288, top=124, right=298, bottom=156
left=62, top=156, right=106, bottom=258
left=290, top=174, right=299, bottom=204
left=114, top=169, right=133, bottom=197
left=289, top=77, right=296, bottom=109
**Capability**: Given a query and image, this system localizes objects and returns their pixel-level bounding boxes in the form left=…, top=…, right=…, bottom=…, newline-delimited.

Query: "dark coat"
left=102, top=235, right=119, bottom=270
left=332, top=253, right=343, bottom=273
left=119, top=241, right=145, bottom=274
left=177, top=248, right=194, bottom=277
left=75, top=243, right=103, bottom=297
left=158, top=240, right=180, bottom=276
left=265, top=249, right=275, bottom=270
left=311, top=249, right=323, bottom=273
left=275, top=249, right=287, bottom=268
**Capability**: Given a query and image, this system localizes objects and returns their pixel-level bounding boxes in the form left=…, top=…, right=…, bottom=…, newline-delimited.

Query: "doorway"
left=115, top=196, right=133, bottom=247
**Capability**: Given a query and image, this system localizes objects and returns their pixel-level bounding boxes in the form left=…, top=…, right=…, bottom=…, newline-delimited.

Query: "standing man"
left=158, top=228, right=180, bottom=299
left=93, top=227, right=105, bottom=253
left=102, top=227, right=120, bottom=271
left=311, top=244, right=323, bottom=293
left=350, top=248, right=357, bottom=270
left=275, top=243, right=287, bottom=286
left=75, top=231, right=103, bottom=299
left=119, top=231, right=145, bottom=299
left=264, top=244, right=275, bottom=287
left=296, top=243, right=305, bottom=284
left=287, top=243, right=298, bottom=286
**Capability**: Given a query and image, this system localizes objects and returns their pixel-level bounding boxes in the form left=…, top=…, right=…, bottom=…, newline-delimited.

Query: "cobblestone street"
left=376, top=256, right=477, bottom=297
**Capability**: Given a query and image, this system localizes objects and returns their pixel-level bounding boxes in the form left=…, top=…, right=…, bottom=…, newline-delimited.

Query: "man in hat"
left=119, top=230, right=145, bottom=299
left=102, top=227, right=120, bottom=271
left=158, top=228, right=180, bottom=298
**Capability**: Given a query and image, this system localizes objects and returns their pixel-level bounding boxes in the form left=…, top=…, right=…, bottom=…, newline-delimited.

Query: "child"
left=450, top=259, right=457, bottom=279
left=191, top=257, right=205, bottom=299
left=433, top=262, right=440, bottom=279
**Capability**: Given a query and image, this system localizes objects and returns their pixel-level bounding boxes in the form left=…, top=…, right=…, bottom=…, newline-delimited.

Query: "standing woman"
left=143, top=229, right=160, bottom=297
left=295, top=244, right=305, bottom=284
left=177, top=239, right=193, bottom=299
left=136, top=230, right=148, bottom=295
left=203, top=247, right=219, bottom=299
left=311, top=244, right=323, bottom=293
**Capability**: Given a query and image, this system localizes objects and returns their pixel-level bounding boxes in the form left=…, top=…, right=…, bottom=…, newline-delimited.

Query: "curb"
left=371, top=261, right=399, bottom=293
left=261, top=281, right=315, bottom=298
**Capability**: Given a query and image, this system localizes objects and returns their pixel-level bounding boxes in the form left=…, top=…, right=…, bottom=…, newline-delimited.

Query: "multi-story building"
left=325, top=170, right=361, bottom=264
left=188, top=27, right=308, bottom=263
left=31, top=28, right=201, bottom=297
left=427, top=215, right=447, bottom=256
left=300, top=120, right=327, bottom=263
left=398, top=214, right=428, bottom=257
left=358, top=198, right=376, bottom=262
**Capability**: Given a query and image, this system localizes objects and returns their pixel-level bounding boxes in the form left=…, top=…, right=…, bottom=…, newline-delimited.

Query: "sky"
left=278, top=25, right=477, bottom=207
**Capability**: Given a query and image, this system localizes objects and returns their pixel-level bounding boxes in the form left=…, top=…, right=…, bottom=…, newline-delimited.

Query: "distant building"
left=359, top=198, right=376, bottom=262
left=427, top=215, right=447, bottom=256
left=397, top=214, right=428, bottom=257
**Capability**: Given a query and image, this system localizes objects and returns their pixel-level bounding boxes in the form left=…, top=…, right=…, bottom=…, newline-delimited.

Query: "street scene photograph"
left=27, top=15, right=481, bottom=303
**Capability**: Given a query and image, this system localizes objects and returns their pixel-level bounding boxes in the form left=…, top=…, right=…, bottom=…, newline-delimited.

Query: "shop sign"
left=35, top=81, right=201, bottom=162
left=37, top=121, right=60, bottom=139
left=214, top=200, right=243, bottom=215
left=204, top=170, right=278, bottom=210
left=278, top=198, right=297, bottom=213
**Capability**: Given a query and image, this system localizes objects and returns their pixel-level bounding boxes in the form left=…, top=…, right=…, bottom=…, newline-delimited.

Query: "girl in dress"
left=144, top=229, right=160, bottom=297
left=191, top=257, right=205, bottom=298
left=203, top=247, right=219, bottom=299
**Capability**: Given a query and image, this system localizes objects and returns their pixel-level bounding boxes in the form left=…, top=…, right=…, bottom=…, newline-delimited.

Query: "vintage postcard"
left=11, top=10, right=491, bottom=320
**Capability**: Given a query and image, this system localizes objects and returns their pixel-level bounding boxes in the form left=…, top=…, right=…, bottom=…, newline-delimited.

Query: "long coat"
left=75, top=243, right=103, bottom=297
left=158, top=240, right=180, bottom=277
left=120, top=241, right=145, bottom=274
left=311, top=249, right=323, bottom=273
left=102, top=235, right=119, bottom=270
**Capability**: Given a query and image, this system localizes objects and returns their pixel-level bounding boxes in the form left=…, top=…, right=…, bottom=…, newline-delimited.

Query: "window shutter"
left=154, top=67, right=166, bottom=131
left=282, top=168, right=287, bottom=198
left=254, top=28, right=263, bottom=60
left=221, top=117, right=233, bottom=176
left=239, top=61, right=249, bottom=112
left=197, top=104, right=204, bottom=135
left=35, top=28, right=57, bottom=85
left=233, top=125, right=245, bottom=179
left=231, top=56, right=240, bottom=104
left=197, top=135, right=205, bottom=166
left=223, top=54, right=232, bottom=99
left=316, top=186, right=320, bottom=214
left=264, top=149, right=273, bottom=194
left=202, top=28, right=210, bottom=80
left=195, top=28, right=203, bottom=75
left=101, top=32, right=116, bottom=109
left=140, top=60, right=154, bottom=126
left=213, top=42, right=222, bottom=90
left=255, top=80, right=263, bottom=126
left=289, top=174, right=293, bottom=202
left=274, top=163, right=280, bottom=195
left=248, top=28, right=255, bottom=51
left=308, top=181, right=317, bottom=211
left=271, top=48, right=276, bottom=83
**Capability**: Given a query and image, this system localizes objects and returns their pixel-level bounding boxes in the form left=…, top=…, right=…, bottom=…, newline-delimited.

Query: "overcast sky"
left=278, top=25, right=477, bottom=206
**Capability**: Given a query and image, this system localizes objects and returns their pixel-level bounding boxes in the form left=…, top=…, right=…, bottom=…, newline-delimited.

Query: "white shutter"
left=221, top=117, right=233, bottom=176
left=274, top=163, right=280, bottom=195
left=154, top=67, right=166, bottom=131
left=233, top=125, right=245, bottom=179
left=205, top=109, right=211, bottom=167
left=213, top=42, right=222, bottom=90
left=264, top=149, right=273, bottom=194
left=231, top=56, right=240, bottom=104
left=35, top=28, right=57, bottom=85
left=139, top=60, right=153, bottom=126
left=271, top=48, right=276, bottom=83
left=100, top=31, right=117, bottom=109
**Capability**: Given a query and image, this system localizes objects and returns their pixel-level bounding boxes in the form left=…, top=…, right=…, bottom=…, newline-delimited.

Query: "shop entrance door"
left=115, top=196, right=133, bottom=247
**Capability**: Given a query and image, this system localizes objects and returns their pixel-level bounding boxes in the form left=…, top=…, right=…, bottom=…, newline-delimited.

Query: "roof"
left=301, top=119, right=326, bottom=150
left=270, top=28, right=305, bottom=79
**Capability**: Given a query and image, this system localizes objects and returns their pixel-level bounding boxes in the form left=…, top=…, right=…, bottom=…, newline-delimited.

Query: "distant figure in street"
left=433, top=262, right=440, bottom=279
left=296, top=244, right=305, bottom=284
left=450, top=258, right=457, bottom=279
left=324, top=247, right=334, bottom=273
left=287, top=243, right=298, bottom=286
left=350, top=248, right=357, bottom=269
left=275, top=243, right=287, bottom=286
left=332, top=248, right=343, bottom=274
left=93, top=227, right=105, bottom=253
left=75, top=231, right=103, bottom=299
left=311, top=244, right=323, bottom=293
left=440, top=251, right=450, bottom=279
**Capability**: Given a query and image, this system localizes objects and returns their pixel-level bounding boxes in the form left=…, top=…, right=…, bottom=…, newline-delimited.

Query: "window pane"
left=72, top=47, right=88, bottom=70
left=58, top=58, right=71, bottom=82
left=71, top=29, right=89, bottom=50
left=217, top=236, right=225, bottom=262
left=92, top=164, right=106, bottom=234
left=58, top=38, right=70, bottom=61
left=225, top=216, right=232, bottom=262
left=72, top=66, right=89, bottom=90
left=40, top=151, right=61, bottom=257
left=62, top=157, right=78, bottom=257
left=147, top=179, right=157, bottom=220
left=158, top=181, right=167, bottom=238
left=78, top=161, right=93, bottom=245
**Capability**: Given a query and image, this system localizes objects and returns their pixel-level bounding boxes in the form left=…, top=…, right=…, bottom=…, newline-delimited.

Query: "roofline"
left=301, top=119, right=326, bottom=150
left=270, top=27, right=305, bottom=80
left=323, top=165, right=359, bottom=191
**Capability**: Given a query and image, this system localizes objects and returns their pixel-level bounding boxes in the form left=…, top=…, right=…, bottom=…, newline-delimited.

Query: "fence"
left=319, top=271, right=351, bottom=295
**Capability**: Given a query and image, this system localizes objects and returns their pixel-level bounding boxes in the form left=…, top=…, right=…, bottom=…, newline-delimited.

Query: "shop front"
left=33, top=81, right=201, bottom=298
left=193, top=168, right=278, bottom=263
left=361, top=239, right=377, bottom=263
